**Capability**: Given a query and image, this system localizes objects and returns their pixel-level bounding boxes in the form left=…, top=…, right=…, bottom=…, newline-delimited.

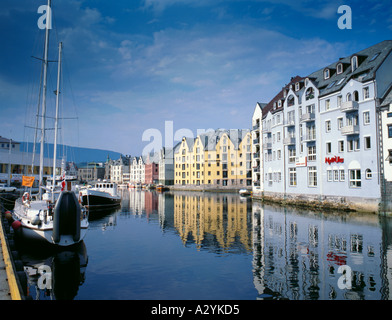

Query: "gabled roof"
left=308, top=40, right=392, bottom=98
left=262, top=75, right=304, bottom=119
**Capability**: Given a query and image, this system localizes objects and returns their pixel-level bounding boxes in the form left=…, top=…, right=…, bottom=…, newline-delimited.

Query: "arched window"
left=305, top=87, right=314, bottom=101
left=365, top=169, right=372, bottom=179
left=324, top=68, right=330, bottom=80
left=288, top=95, right=295, bottom=107
left=351, top=56, right=358, bottom=72
left=353, top=90, right=359, bottom=102
left=346, top=93, right=352, bottom=101
left=337, top=63, right=343, bottom=74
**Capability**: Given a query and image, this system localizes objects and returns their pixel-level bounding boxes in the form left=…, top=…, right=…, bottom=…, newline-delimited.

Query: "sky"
left=0, top=0, right=391, bottom=157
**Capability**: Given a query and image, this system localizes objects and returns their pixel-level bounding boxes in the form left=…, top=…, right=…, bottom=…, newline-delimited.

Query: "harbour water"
left=14, top=189, right=392, bottom=300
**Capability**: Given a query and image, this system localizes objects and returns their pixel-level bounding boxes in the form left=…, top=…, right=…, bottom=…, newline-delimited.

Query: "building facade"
left=145, top=153, right=160, bottom=185
left=110, top=155, right=131, bottom=184
left=158, top=146, right=177, bottom=186
left=0, top=136, right=60, bottom=186
left=252, top=40, right=392, bottom=213
left=129, top=156, right=145, bottom=185
left=174, top=129, right=252, bottom=189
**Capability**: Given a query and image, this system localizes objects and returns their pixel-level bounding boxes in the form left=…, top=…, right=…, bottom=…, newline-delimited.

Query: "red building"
left=144, top=162, right=159, bottom=185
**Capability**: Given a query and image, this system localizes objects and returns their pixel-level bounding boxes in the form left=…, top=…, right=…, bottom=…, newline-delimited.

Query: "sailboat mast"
left=52, top=42, right=62, bottom=201
left=38, top=0, right=51, bottom=197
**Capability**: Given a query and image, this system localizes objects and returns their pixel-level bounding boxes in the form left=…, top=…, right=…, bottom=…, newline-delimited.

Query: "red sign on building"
left=325, top=156, right=344, bottom=165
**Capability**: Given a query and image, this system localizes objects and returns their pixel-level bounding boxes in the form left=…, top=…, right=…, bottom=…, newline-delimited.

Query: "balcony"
left=283, top=119, right=295, bottom=127
left=253, top=166, right=260, bottom=173
left=301, top=133, right=316, bottom=142
left=253, top=138, right=260, bottom=145
left=263, top=142, right=272, bottom=149
left=340, top=101, right=359, bottom=113
left=283, top=137, right=296, bottom=145
left=252, top=123, right=260, bottom=130
left=301, top=112, right=315, bottom=122
left=253, top=152, right=260, bottom=159
left=262, top=126, right=271, bottom=133
left=341, top=124, right=360, bottom=135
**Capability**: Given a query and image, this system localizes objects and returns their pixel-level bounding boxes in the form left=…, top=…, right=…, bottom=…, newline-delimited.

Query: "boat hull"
left=81, top=192, right=121, bottom=210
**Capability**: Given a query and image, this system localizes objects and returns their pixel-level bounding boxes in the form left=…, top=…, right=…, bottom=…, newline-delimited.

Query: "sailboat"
left=11, top=0, right=89, bottom=247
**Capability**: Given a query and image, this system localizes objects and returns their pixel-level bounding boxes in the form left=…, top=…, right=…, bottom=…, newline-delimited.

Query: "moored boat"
left=79, top=182, right=121, bottom=210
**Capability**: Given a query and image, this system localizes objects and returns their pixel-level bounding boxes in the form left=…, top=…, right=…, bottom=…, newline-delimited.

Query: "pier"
left=0, top=195, right=24, bottom=300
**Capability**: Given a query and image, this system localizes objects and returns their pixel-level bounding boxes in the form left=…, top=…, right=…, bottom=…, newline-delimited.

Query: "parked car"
left=0, top=184, right=16, bottom=192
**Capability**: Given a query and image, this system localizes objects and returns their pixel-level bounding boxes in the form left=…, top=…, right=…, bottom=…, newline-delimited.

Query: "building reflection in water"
left=173, top=192, right=252, bottom=252
left=126, top=189, right=392, bottom=300
left=252, top=201, right=392, bottom=300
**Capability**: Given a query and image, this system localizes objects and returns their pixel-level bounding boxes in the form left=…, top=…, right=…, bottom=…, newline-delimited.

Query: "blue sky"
left=0, top=0, right=391, bottom=156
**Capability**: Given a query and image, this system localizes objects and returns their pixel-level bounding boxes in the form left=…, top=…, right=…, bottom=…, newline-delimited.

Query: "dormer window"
left=351, top=55, right=358, bottom=72
left=324, top=68, right=330, bottom=80
left=278, top=100, right=282, bottom=107
left=295, top=82, right=300, bottom=91
left=337, top=63, right=343, bottom=74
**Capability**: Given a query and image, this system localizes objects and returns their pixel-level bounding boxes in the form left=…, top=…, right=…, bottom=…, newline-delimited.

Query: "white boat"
left=239, top=189, right=251, bottom=196
left=79, top=182, right=121, bottom=210
left=11, top=0, right=89, bottom=247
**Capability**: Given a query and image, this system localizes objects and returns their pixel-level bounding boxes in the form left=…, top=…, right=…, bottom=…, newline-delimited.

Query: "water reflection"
left=252, top=201, right=392, bottom=300
left=17, top=241, right=88, bottom=300
left=123, top=189, right=392, bottom=300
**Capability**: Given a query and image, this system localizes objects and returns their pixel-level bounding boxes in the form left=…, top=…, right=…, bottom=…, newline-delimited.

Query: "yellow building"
left=174, top=129, right=252, bottom=189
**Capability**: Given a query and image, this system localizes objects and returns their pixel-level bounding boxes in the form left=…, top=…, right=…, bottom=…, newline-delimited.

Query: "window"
left=365, top=169, right=372, bottom=179
left=326, top=120, right=331, bottom=132
left=324, top=69, right=330, bottom=79
left=338, top=140, right=344, bottom=152
left=388, top=125, right=392, bottom=138
left=289, top=168, right=297, bottom=186
left=337, top=77, right=345, bottom=86
left=327, top=169, right=332, bottom=182
left=308, top=166, right=317, bottom=187
left=363, top=111, right=370, bottom=125
left=326, top=142, right=332, bottom=154
left=308, top=145, right=316, bottom=161
left=325, top=99, right=330, bottom=111
left=364, top=136, right=371, bottom=150
left=347, top=93, right=352, bottom=101
left=363, top=87, right=370, bottom=100
left=349, top=169, right=361, bottom=188
left=340, top=169, right=345, bottom=181
left=353, top=91, right=359, bottom=102
left=289, top=148, right=296, bottom=163
left=351, top=56, right=358, bottom=72
left=369, top=52, right=380, bottom=62
left=337, top=63, right=343, bottom=74
left=337, top=117, right=343, bottom=130
left=334, top=169, right=339, bottom=181
left=295, top=82, right=300, bottom=91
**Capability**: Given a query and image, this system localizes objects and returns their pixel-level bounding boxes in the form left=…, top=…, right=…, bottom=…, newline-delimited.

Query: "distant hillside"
left=20, top=142, right=122, bottom=164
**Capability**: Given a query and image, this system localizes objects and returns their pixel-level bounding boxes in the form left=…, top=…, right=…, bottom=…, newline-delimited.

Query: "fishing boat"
left=156, top=184, right=168, bottom=192
left=79, top=182, right=121, bottom=210
left=239, top=189, right=251, bottom=196
left=11, top=0, right=89, bottom=247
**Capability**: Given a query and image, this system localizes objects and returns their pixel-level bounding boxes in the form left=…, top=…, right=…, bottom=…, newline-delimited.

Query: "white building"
left=130, top=156, right=145, bottom=185
left=252, top=40, right=392, bottom=213
left=110, top=155, right=131, bottom=184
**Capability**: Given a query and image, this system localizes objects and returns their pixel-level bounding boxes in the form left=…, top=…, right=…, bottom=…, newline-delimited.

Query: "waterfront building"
left=252, top=40, right=392, bottom=213
left=129, top=156, right=145, bottom=185
left=144, top=152, right=160, bottom=185
left=174, top=129, right=252, bottom=189
left=78, top=162, right=105, bottom=183
left=110, top=155, right=131, bottom=184
left=158, top=146, right=178, bottom=186
left=0, top=136, right=60, bottom=186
